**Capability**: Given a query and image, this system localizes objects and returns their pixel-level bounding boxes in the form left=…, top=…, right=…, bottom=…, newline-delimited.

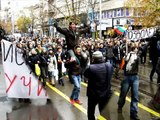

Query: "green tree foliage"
left=0, top=21, right=12, bottom=33
left=125, top=0, right=160, bottom=27
left=16, top=16, right=31, bottom=33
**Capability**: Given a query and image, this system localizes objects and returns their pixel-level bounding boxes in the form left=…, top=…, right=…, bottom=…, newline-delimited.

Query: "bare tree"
left=38, top=1, right=48, bottom=35
left=88, top=0, right=98, bottom=21
left=28, top=8, right=37, bottom=31
left=46, top=0, right=85, bottom=24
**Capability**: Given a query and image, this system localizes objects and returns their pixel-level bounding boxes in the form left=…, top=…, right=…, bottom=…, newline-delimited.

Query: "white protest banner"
left=127, top=27, right=157, bottom=41
left=1, top=40, right=48, bottom=98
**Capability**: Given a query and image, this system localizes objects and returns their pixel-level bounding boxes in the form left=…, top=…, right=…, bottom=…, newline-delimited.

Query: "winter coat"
left=48, top=55, right=57, bottom=72
left=54, top=25, right=90, bottom=50
left=65, top=54, right=83, bottom=75
left=84, top=62, right=113, bottom=98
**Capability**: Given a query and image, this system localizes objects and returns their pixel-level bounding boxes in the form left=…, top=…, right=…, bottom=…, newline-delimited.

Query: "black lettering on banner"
left=127, top=27, right=156, bottom=40
left=15, top=47, right=24, bottom=65
left=127, top=30, right=133, bottom=40
left=154, top=27, right=157, bottom=34
left=140, top=29, right=145, bottom=38
left=148, top=28, right=153, bottom=36
left=136, top=30, right=141, bottom=40
left=3, top=42, right=13, bottom=62
left=133, top=31, right=137, bottom=40
left=145, top=28, right=150, bottom=38
left=3, top=42, right=24, bottom=65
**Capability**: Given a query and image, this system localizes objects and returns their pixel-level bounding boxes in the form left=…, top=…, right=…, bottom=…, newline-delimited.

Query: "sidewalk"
left=0, top=65, right=6, bottom=98
left=0, top=65, right=10, bottom=120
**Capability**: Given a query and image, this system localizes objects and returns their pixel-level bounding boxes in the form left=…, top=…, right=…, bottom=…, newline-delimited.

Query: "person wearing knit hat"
left=84, top=50, right=113, bottom=120
left=91, top=51, right=104, bottom=63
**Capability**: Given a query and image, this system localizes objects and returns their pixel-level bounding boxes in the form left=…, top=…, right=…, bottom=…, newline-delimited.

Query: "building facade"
left=25, top=0, right=136, bottom=37
left=49, top=0, right=136, bottom=38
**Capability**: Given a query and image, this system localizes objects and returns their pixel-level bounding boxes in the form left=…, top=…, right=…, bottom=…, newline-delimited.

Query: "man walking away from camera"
left=84, top=51, right=113, bottom=120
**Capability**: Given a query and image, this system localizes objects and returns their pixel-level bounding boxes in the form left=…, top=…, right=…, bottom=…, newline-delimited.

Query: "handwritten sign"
left=127, top=27, right=157, bottom=41
left=1, top=40, right=48, bottom=98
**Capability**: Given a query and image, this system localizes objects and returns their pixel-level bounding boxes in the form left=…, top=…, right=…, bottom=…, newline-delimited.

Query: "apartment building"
left=49, top=0, right=135, bottom=37
left=28, top=0, right=136, bottom=37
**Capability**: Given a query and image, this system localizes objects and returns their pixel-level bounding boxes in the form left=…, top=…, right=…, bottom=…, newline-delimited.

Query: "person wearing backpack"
left=84, top=51, right=113, bottom=120
left=117, top=44, right=140, bottom=120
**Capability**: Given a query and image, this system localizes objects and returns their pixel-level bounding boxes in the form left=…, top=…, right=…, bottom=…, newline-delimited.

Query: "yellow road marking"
left=47, top=82, right=87, bottom=114
left=114, top=91, right=160, bottom=118
left=81, top=82, right=160, bottom=118
left=81, top=82, right=87, bottom=87
left=46, top=82, right=107, bottom=120
left=97, top=115, right=107, bottom=120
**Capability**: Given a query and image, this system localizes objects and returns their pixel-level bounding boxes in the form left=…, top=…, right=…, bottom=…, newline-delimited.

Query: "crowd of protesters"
left=2, top=27, right=160, bottom=87
left=5, top=34, right=157, bottom=120
left=1, top=23, right=160, bottom=120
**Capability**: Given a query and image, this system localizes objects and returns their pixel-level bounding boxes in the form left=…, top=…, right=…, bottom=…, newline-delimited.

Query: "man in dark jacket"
left=65, top=45, right=84, bottom=105
left=54, top=21, right=90, bottom=83
left=54, top=21, right=90, bottom=51
left=84, top=51, right=113, bottom=120
left=55, top=45, right=65, bottom=86
left=149, top=28, right=160, bottom=82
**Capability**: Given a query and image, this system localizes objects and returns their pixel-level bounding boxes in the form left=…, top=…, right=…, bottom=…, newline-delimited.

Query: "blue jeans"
left=107, top=59, right=113, bottom=64
left=118, top=75, right=139, bottom=117
left=70, top=75, right=81, bottom=100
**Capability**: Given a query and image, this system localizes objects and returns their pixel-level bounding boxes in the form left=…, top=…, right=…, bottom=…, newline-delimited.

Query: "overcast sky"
left=1, top=0, right=40, bottom=10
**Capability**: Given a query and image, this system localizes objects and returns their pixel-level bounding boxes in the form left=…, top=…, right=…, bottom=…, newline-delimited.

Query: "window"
left=117, top=9, right=121, bottom=17
left=114, top=10, right=117, bottom=17
left=102, top=11, right=105, bottom=19
left=121, top=8, right=124, bottom=16
left=103, top=11, right=107, bottom=19
left=126, top=8, right=129, bottom=16
left=109, top=11, right=113, bottom=18
left=102, top=0, right=110, bottom=2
